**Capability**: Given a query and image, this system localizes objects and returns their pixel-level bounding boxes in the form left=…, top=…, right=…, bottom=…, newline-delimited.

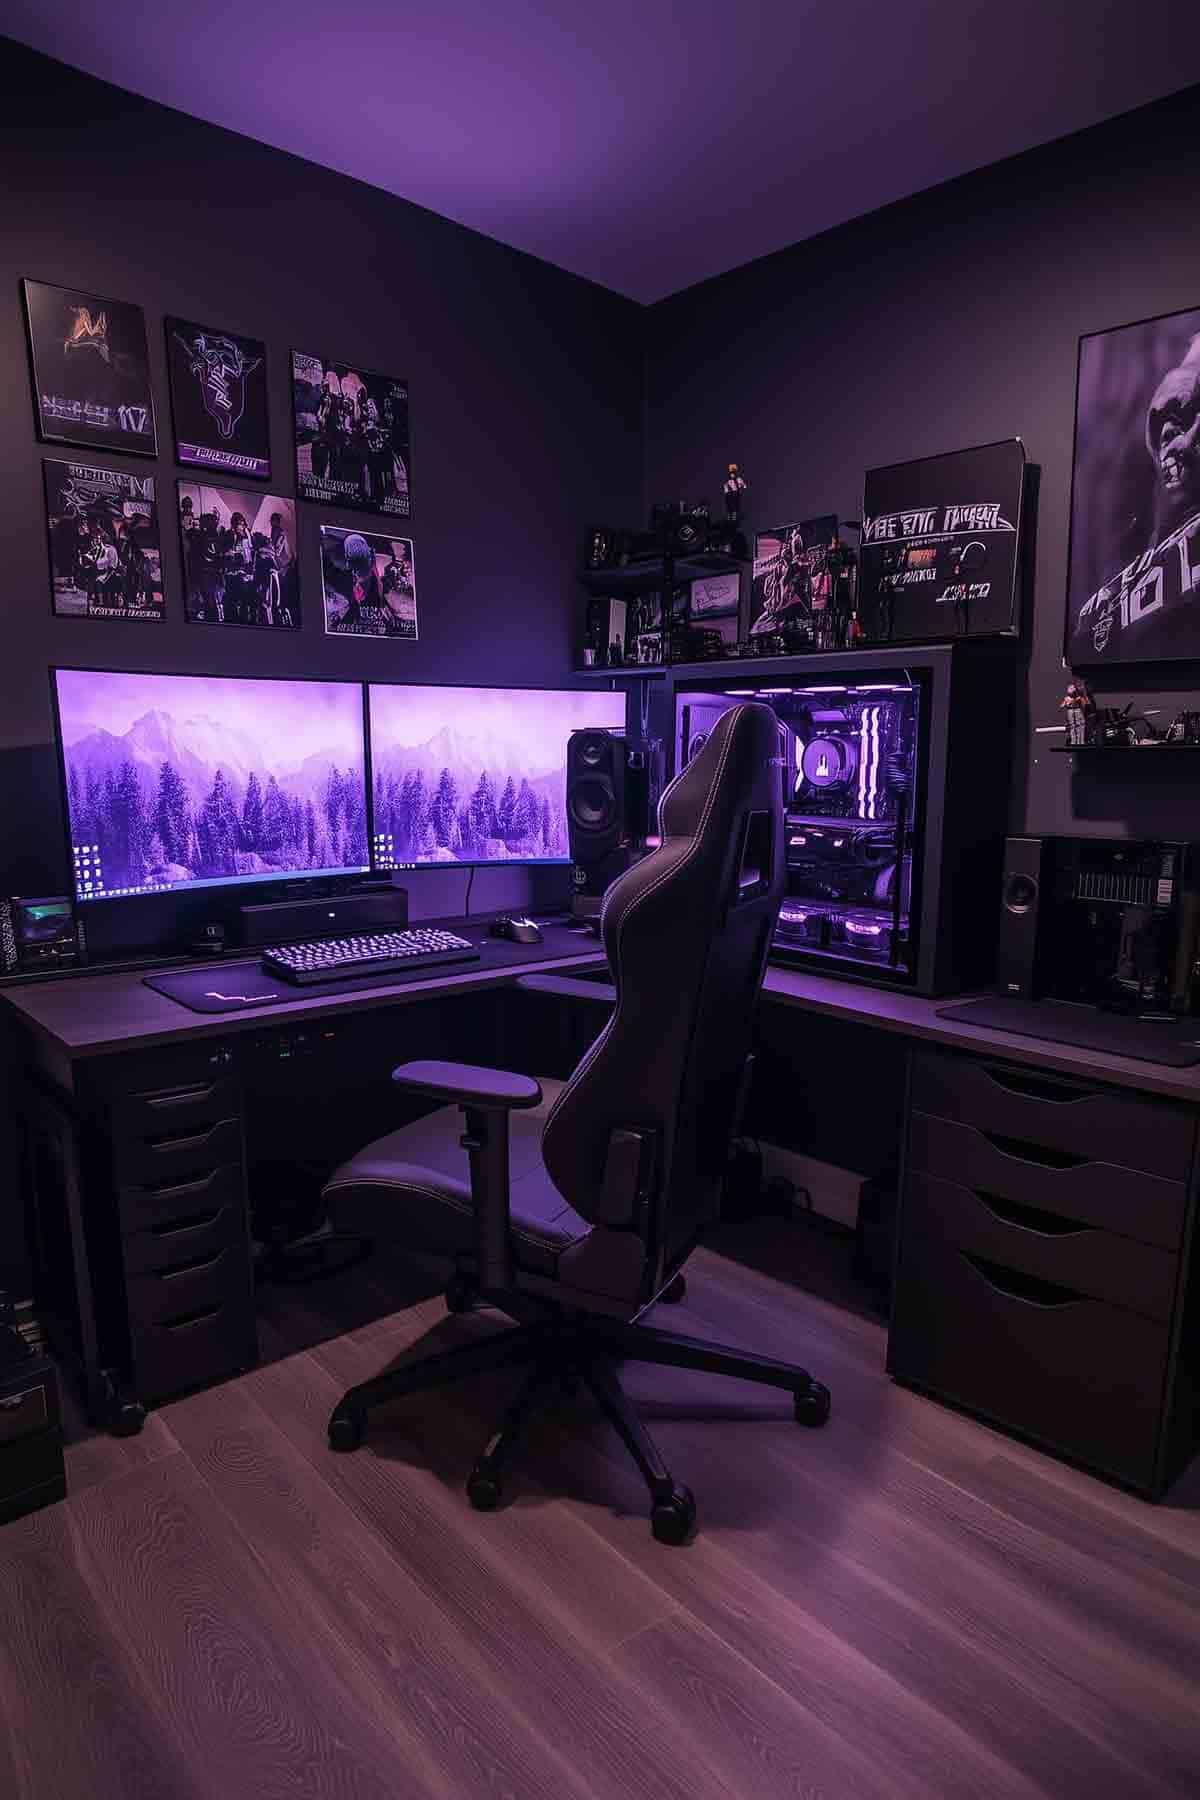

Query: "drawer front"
left=125, top=1233, right=253, bottom=1332
left=87, top=1040, right=238, bottom=1102
left=130, top=1290, right=257, bottom=1403
left=111, top=1075, right=240, bottom=1140
left=118, top=1160, right=245, bottom=1236
left=123, top=1192, right=249, bottom=1277
left=0, top=1381, right=51, bottom=1444
left=903, top=1171, right=1178, bottom=1322
left=908, top=1112, right=1186, bottom=1250
left=910, top=1051, right=1195, bottom=1181
left=888, top=1230, right=1167, bottom=1490
left=112, top=1116, right=243, bottom=1190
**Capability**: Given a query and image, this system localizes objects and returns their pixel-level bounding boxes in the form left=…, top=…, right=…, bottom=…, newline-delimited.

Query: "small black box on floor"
left=0, top=1342, right=65, bottom=1523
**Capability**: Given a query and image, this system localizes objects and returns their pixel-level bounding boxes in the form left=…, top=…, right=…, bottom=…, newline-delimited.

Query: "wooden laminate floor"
left=2, top=1219, right=1198, bottom=1800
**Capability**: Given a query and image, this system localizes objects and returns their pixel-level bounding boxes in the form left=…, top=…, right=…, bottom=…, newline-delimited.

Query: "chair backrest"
left=542, top=701, right=785, bottom=1274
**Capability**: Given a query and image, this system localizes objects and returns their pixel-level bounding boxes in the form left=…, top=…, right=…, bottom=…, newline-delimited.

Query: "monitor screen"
left=367, top=684, right=626, bottom=867
left=54, top=668, right=369, bottom=903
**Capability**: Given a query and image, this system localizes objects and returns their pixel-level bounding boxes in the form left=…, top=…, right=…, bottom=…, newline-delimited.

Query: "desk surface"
left=0, top=920, right=607, bottom=1060
left=5, top=925, right=1200, bottom=1105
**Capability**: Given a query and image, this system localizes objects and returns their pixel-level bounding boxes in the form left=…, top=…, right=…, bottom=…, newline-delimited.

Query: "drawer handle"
left=973, top=1190, right=1089, bottom=1238
left=146, top=1123, right=227, bottom=1154
left=981, top=1065, right=1092, bottom=1106
left=981, top=1131, right=1088, bottom=1171
left=145, top=1169, right=221, bottom=1201
left=135, top=1082, right=221, bottom=1109
left=151, top=1208, right=223, bottom=1240
left=159, top=1250, right=226, bottom=1282
left=961, top=1252, right=1082, bottom=1309
left=162, top=1305, right=223, bottom=1333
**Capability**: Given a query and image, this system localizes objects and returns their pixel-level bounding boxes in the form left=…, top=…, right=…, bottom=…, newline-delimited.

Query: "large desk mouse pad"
left=143, top=927, right=596, bottom=1014
left=937, top=995, right=1200, bottom=1067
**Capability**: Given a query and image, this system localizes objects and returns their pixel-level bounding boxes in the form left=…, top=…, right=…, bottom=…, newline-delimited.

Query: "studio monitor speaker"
left=995, top=835, right=1051, bottom=998
left=567, top=729, right=660, bottom=911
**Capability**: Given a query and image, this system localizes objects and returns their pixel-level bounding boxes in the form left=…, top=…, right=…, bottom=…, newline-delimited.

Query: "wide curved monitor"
left=54, top=667, right=369, bottom=903
left=368, top=683, right=626, bottom=868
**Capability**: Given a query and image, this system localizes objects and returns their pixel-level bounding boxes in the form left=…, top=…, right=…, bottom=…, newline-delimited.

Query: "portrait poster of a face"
left=1066, top=305, right=1200, bottom=666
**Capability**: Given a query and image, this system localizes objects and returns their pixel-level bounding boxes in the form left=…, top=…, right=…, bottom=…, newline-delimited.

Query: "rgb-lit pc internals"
left=367, top=684, right=625, bottom=870
left=677, top=672, right=923, bottom=983
left=54, top=669, right=370, bottom=904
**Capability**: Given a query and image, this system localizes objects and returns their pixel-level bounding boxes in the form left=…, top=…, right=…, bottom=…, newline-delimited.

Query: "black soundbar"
left=241, top=886, right=409, bottom=947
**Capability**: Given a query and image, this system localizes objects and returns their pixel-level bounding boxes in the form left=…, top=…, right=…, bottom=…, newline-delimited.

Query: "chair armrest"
left=391, top=1060, right=542, bottom=1110
left=515, top=974, right=617, bottom=1006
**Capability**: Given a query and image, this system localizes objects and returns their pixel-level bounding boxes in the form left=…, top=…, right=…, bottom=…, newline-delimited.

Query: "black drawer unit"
left=890, top=1048, right=1200, bottom=1497
left=99, top=1049, right=256, bottom=1413
left=21, top=1036, right=260, bottom=1432
left=0, top=1351, right=66, bottom=1523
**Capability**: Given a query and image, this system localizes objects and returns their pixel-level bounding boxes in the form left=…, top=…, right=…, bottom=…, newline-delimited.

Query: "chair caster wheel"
left=445, top=1276, right=478, bottom=1315
left=651, top=1484, right=696, bottom=1545
left=794, top=1381, right=831, bottom=1427
left=110, top=1399, right=147, bottom=1438
left=467, top=1464, right=503, bottom=1511
left=660, top=1273, right=687, bottom=1304
left=328, top=1408, right=367, bottom=1453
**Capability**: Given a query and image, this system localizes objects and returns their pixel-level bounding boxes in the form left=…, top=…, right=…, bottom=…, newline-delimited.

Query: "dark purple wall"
left=645, top=85, right=1200, bottom=842
left=0, top=41, right=642, bottom=917
left=0, top=42, right=642, bottom=1286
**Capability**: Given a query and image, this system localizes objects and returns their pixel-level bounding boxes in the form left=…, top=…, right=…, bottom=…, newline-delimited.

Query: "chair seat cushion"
left=323, top=1079, right=592, bottom=1278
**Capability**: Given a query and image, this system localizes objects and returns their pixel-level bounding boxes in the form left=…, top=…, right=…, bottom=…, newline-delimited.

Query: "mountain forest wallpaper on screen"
left=368, top=685, right=624, bottom=864
left=57, top=670, right=368, bottom=895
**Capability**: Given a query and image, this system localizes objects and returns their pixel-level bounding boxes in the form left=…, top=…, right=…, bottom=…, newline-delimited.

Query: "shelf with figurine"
left=577, top=466, right=868, bottom=676
left=1052, top=678, right=1200, bottom=751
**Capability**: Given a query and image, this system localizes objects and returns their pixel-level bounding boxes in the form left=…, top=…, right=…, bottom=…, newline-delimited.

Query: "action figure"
left=723, top=462, right=747, bottom=523
left=1060, top=677, right=1093, bottom=746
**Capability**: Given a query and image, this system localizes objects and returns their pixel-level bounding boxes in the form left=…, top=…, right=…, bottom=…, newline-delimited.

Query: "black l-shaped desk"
left=3, top=917, right=1198, bottom=1497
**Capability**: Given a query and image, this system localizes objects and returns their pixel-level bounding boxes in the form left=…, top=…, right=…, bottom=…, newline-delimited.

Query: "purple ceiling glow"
left=4, top=1, right=1200, bottom=301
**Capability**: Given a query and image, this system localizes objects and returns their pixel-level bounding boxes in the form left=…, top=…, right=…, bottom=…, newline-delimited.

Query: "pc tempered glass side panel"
left=53, top=668, right=370, bottom=904
left=674, top=671, right=926, bottom=981
left=367, top=683, right=625, bottom=869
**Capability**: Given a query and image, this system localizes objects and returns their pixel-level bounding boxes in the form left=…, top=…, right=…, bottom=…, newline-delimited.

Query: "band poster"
left=166, top=316, right=270, bottom=479
left=44, top=459, right=164, bottom=621
left=292, top=351, right=411, bottom=517
left=24, top=278, right=157, bottom=455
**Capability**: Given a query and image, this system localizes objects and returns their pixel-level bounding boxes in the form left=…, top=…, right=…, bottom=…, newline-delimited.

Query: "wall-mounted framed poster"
left=292, top=351, right=411, bottom=517
left=1065, top=304, right=1200, bottom=667
left=178, top=481, right=299, bottom=630
left=166, top=317, right=270, bottom=479
left=320, top=525, right=417, bottom=639
left=858, top=440, right=1024, bottom=643
left=44, top=459, right=164, bottom=621
left=24, top=278, right=157, bottom=455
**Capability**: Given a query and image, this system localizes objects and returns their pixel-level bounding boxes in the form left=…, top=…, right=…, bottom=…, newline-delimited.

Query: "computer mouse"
left=489, top=914, right=544, bottom=945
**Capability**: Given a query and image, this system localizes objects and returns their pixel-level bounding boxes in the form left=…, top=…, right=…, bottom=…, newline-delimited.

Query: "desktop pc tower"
left=995, top=835, right=1200, bottom=1015
left=672, top=642, right=1015, bottom=995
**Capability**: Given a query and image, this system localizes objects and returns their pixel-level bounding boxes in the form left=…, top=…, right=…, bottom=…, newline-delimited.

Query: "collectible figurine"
left=1060, top=677, right=1093, bottom=746
left=723, top=463, right=748, bottom=523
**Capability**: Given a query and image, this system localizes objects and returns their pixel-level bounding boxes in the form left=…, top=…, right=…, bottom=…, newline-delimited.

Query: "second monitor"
left=368, top=683, right=625, bottom=871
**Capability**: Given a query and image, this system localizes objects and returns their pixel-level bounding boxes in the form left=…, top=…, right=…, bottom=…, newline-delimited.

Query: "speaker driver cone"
left=569, top=776, right=616, bottom=832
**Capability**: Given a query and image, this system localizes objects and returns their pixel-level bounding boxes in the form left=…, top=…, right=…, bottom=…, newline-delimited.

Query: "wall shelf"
left=580, top=551, right=744, bottom=598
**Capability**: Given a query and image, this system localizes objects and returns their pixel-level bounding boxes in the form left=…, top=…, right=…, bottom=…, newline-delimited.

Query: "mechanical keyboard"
left=261, top=927, right=481, bottom=986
